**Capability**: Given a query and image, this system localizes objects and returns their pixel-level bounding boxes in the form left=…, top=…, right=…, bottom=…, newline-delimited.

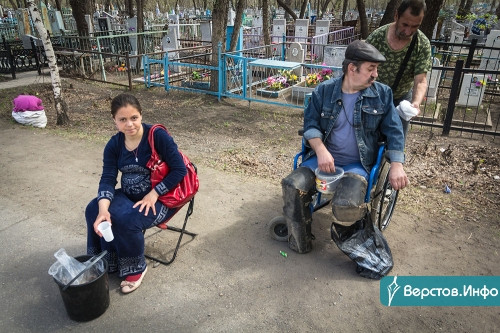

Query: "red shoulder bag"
left=146, top=124, right=199, bottom=208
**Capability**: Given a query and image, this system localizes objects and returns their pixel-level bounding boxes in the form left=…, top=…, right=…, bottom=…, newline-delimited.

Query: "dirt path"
left=0, top=78, right=499, bottom=331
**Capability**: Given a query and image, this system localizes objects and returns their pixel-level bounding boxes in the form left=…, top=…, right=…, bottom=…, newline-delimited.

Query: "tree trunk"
left=126, top=0, right=135, bottom=17
left=299, top=0, right=308, bottom=19
left=277, top=0, right=298, bottom=20
left=136, top=0, right=145, bottom=32
left=229, top=0, right=245, bottom=51
left=69, top=0, right=89, bottom=36
left=27, top=0, right=70, bottom=125
left=210, top=0, right=229, bottom=91
left=497, top=2, right=500, bottom=18
left=54, top=0, right=62, bottom=11
left=420, top=0, right=445, bottom=40
left=356, top=0, right=368, bottom=38
left=320, top=0, right=332, bottom=19
left=342, top=0, right=348, bottom=23
left=263, top=0, right=271, bottom=57
left=379, top=0, right=400, bottom=27
left=9, top=0, right=18, bottom=10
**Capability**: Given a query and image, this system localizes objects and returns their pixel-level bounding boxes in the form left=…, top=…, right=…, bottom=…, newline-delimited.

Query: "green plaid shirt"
left=366, top=24, right=432, bottom=100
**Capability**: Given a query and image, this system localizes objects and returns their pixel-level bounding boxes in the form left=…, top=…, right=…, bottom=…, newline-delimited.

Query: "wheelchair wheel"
left=371, top=161, right=399, bottom=231
left=268, top=216, right=288, bottom=242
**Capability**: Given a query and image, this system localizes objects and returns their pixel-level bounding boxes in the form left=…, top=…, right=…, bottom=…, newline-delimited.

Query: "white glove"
left=396, top=100, right=418, bottom=121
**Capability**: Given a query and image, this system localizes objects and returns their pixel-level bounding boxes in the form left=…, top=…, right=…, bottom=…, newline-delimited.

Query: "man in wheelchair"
left=281, top=40, right=409, bottom=254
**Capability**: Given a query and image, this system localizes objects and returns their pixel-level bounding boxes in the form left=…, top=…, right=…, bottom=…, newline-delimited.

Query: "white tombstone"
left=295, top=19, right=309, bottom=43
left=253, top=15, right=263, bottom=28
left=314, top=19, right=330, bottom=57
left=449, top=30, right=464, bottom=53
left=479, top=30, right=500, bottom=73
left=162, top=28, right=180, bottom=72
left=315, top=19, right=330, bottom=35
left=127, top=17, right=138, bottom=52
left=451, top=20, right=465, bottom=33
left=169, top=14, right=179, bottom=24
left=426, top=58, right=441, bottom=102
left=457, top=73, right=487, bottom=107
left=272, top=19, right=286, bottom=44
left=286, top=42, right=305, bottom=77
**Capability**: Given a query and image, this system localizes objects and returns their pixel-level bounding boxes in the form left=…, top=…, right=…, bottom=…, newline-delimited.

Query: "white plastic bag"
left=12, top=110, right=47, bottom=128
left=48, top=249, right=104, bottom=286
left=396, top=100, right=418, bottom=121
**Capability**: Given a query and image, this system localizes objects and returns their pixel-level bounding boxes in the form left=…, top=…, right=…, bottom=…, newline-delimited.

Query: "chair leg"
left=144, top=198, right=196, bottom=266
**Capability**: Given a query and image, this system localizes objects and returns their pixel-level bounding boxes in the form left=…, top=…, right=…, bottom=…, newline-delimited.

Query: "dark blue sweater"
left=97, top=123, right=187, bottom=203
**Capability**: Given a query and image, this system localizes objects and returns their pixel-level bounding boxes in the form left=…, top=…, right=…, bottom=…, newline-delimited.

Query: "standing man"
left=281, top=40, right=408, bottom=254
left=366, top=0, right=432, bottom=135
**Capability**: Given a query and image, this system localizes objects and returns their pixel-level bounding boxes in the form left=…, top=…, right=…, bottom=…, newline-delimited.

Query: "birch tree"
left=27, top=0, right=70, bottom=125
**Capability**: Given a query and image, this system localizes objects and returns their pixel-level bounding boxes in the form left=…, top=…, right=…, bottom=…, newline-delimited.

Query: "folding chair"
left=143, top=197, right=197, bottom=266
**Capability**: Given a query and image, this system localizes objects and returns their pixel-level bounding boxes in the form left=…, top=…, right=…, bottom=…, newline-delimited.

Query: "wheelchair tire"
left=371, top=161, right=399, bottom=231
left=268, top=216, right=288, bottom=242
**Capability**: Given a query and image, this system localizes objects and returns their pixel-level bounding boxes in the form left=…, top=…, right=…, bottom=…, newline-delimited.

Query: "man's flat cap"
left=344, top=40, right=386, bottom=63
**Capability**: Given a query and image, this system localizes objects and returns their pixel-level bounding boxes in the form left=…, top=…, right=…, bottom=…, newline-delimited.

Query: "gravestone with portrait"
left=162, top=27, right=181, bottom=72
left=286, top=42, right=304, bottom=77
left=457, top=73, right=486, bottom=107
left=323, top=45, right=346, bottom=78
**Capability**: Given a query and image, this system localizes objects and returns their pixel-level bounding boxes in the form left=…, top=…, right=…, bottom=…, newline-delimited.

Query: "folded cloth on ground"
left=12, top=95, right=45, bottom=112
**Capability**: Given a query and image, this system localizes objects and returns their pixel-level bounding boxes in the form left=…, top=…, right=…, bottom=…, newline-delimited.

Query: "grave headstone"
left=479, top=30, right=500, bottom=73
left=457, top=73, right=486, bottom=107
left=253, top=15, right=263, bottom=29
left=17, top=9, right=32, bottom=36
left=295, top=19, right=309, bottom=43
left=40, top=2, right=52, bottom=35
left=162, top=28, right=180, bottom=72
left=127, top=17, right=138, bottom=51
left=200, top=21, right=212, bottom=44
left=48, top=10, right=65, bottom=35
left=272, top=19, right=286, bottom=44
left=0, top=5, right=3, bottom=17
left=85, top=14, right=93, bottom=34
left=425, top=57, right=441, bottom=102
left=323, top=45, right=346, bottom=70
left=314, top=19, right=330, bottom=58
left=286, top=42, right=304, bottom=77
left=98, top=17, right=112, bottom=33
left=449, top=30, right=464, bottom=53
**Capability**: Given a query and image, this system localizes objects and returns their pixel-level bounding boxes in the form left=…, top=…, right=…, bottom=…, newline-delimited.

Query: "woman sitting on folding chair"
left=85, top=93, right=186, bottom=294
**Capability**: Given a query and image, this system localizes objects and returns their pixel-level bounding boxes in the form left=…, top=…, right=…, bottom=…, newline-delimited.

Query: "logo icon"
left=387, top=276, right=401, bottom=306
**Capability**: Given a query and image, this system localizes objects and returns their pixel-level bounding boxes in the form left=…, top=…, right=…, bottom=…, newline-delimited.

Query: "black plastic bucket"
left=54, top=255, right=110, bottom=322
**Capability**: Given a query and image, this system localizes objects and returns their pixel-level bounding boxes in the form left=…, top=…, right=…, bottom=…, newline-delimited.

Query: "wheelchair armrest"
left=365, top=144, right=387, bottom=203
left=298, top=128, right=304, bottom=136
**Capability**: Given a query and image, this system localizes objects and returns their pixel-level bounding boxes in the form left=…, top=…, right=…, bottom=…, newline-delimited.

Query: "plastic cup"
left=97, top=222, right=114, bottom=242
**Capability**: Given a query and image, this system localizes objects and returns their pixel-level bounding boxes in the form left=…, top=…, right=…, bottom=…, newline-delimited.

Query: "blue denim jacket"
left=303, top=75, right=405, bottom=172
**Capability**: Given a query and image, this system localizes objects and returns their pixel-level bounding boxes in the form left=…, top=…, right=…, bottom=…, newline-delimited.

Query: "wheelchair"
left=268, top=134, right=399, bottom=242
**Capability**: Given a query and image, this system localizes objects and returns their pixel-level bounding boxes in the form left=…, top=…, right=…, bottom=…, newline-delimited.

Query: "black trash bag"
left=330, top=214, right=393, bottom=280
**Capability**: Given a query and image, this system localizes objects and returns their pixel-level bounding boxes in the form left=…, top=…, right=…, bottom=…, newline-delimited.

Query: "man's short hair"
left=397, top=0, right=426, bottom=17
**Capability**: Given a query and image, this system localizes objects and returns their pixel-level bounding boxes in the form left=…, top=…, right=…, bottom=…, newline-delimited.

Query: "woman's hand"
left=133, top=189, right=159, bottom=216
left=93, top=212, right=112, bottom=237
